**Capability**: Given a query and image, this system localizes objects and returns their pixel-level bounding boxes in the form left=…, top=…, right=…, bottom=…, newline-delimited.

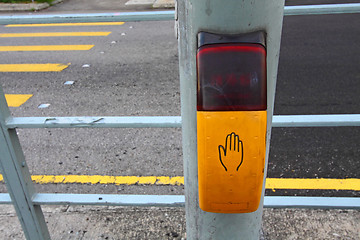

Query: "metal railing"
left=0, top=3, right=360, bottom=239
left=0, top=3, right=360, bottom=24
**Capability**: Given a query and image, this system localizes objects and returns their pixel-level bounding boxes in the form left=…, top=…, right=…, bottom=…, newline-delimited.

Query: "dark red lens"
left=197, top=43, right=267, bottom=111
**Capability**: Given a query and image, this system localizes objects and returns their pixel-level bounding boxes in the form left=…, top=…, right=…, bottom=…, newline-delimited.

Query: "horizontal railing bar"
left=284, top=3, right=360, bottom=16
left=0, top=11, right=175, bottom=25
left=0, top=193, right=11, bottom=204
left=6, top=116, right=182, bottom=129
left=264, top=196, right=360, bottom=209
left=6, top=114, right=360, bottom=129
left=32, top=193, right=185, bottom=207
left=0, top=4, right=359, bottom=25
left=272, top=114, right=360, bottom=127
left=1, top=193, right=359, bottom=209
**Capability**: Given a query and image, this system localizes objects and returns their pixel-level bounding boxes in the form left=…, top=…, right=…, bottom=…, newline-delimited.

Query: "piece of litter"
left=100, top=51, right=105, bottom=54
left=111, top=41, right=116, bottom=44
left=121, top=33, right=126, bottom=36
left=38, top=104, right=50, bottom=109
left=82, top=64, right=90, bottom=68
left=129, top=26, right=133, bottom=29
left=64, top=81, right=74, bottom=85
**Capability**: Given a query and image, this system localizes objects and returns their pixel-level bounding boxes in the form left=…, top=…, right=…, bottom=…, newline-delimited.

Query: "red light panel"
left=197, top=43, right=267, bottom=111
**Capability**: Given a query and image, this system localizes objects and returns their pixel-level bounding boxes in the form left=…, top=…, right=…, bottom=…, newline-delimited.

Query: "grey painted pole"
left=0, top=86, right=50, bottom=240
left=177, top=0, right=284, bottom=239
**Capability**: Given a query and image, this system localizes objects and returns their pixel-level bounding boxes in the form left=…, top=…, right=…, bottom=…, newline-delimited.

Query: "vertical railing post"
left=177, top=0, right=284, bottom=239
left=0, top=86, right=50, bottom=240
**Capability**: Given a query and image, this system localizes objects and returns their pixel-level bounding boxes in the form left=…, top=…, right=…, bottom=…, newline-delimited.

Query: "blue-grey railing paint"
left=272, top=114, right=360, bottom=127
left=0, top=4, right=359, bottom=25
left=1, top=193, right=359, bottom=209
left=0, top=193, right=11, bottom=204
left=4, top=114, right=360, bottom=129
left=32, top=193, right=185, bottom=207
left=264, top=196, right=360, bottom=209
left=0, top=11, right=175, bottom=25
left=284, top=3, right=360, bottom=16
left=5, top=116, right=182, bottom=129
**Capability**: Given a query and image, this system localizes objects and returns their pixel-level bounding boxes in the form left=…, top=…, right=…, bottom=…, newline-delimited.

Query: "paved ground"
left=0, top=0, right=171, bottom=13
left=44, top=0, right=173, bottom=13
left=0, top=0, right=359, bottom=239
left=0, top=205, right=359, bottom=239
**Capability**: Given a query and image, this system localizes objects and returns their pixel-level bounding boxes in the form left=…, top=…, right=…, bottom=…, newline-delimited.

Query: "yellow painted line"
left=0, top=45, right=94, bottom=51
left=6, top=22, right=125, bottom=27
left=0, top=63, right=70, bottom=72
left=0, top=32, right=111, bottom=37
left=30, top=175, right=185, bottom=186
left=0, top=175, right=359, bottom=191
left=265, top=178, right=360, bottom=191
left=4, top=94, right=32, bottom=107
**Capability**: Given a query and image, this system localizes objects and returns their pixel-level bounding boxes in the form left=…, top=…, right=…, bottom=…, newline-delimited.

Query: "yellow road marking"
left=0, top=175, right=359, bottom=191
left=0, top=32, right=111, bottom=37
left=4, top=94, right=32, bottom=107
left=266, top=178, right=360, bottom=191
left=0, top=45, right=94, bottom=51
left=10, top=175, right=184, bottom=186
left=0, top=63, right=70, bottom=72
left=6, top=22, right=125, bottom=27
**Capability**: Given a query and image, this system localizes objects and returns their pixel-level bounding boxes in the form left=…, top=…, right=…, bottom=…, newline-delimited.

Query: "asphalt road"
left=0, top=11, right=359, bottom=197
left=0, top=20, right=183, bottom=196
left=270, top=12, right=360, bottom=197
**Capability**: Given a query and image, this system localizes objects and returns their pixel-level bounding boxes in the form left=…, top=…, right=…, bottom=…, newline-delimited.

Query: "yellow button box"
left=197, top=111, right=267, bottom=213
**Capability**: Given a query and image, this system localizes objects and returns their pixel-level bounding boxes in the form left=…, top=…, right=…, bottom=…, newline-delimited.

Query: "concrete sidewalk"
left=126, top=0, right=175, bottom=9
left=40, top=0, right=174, bottom=13
left=0, top=0, right=174, bottom=13
left=0, top=0, right=63, bottom=12
left=0, top=205, right=359, bottom=239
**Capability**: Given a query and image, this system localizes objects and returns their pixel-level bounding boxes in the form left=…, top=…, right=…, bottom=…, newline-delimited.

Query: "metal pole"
left=177, top=0, right=284, bottom=239
left=0, top=86, right=50, bottom=240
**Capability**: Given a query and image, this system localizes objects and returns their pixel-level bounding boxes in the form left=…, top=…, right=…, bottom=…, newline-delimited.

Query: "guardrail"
left=0, top=3, right=359, bottom=24
left=3, top=114, right=360, bottom=129
left=0, top=3, right=359, bottom=240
